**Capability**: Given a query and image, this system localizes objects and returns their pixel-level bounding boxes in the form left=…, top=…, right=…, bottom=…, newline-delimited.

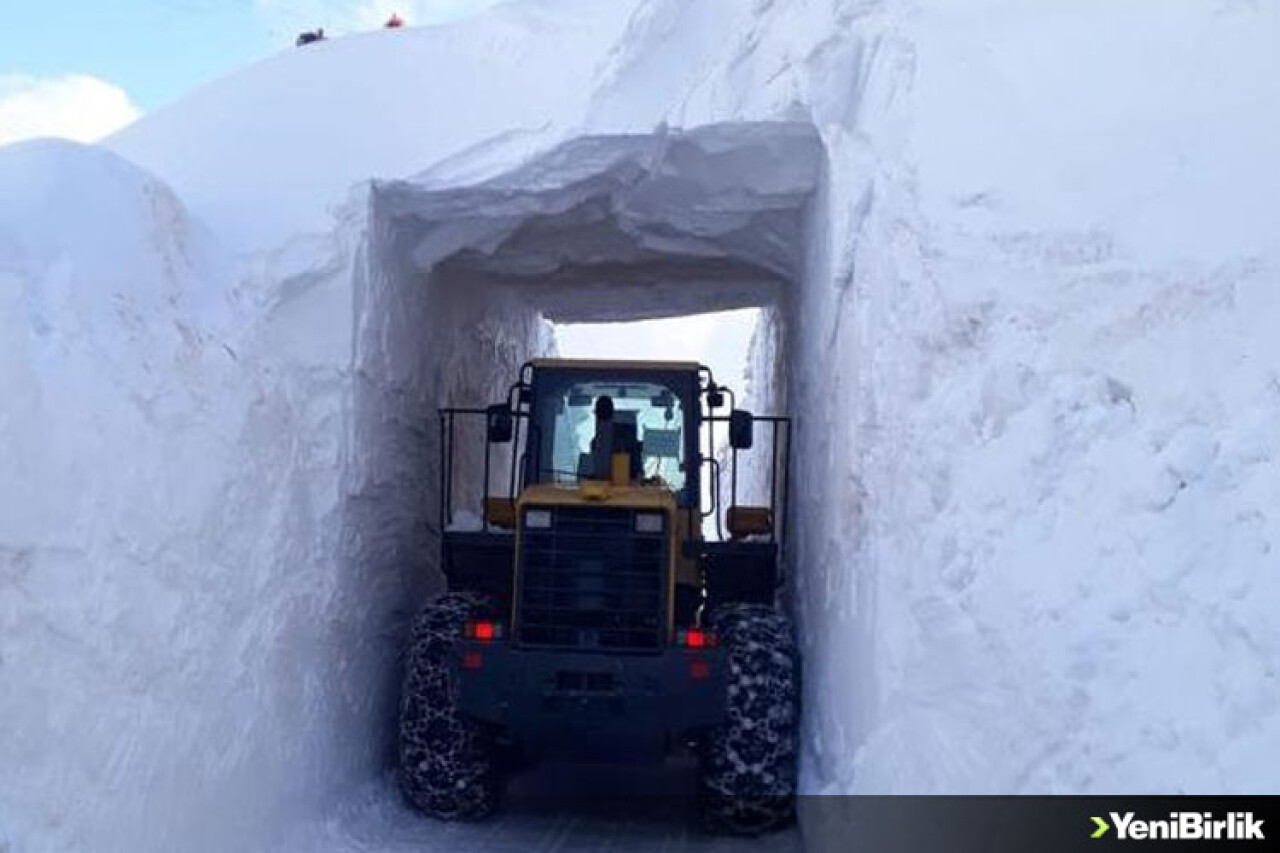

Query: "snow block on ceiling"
left=372, top=121, right=823, bottom=322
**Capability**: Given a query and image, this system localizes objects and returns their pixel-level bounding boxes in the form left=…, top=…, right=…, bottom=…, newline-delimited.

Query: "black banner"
left=799, top=797, right=1280, bottom=853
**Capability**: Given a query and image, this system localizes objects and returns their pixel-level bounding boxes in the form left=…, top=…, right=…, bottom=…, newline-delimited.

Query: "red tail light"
left=464, top=620, right=503, bottom=642
left=676, top=629, right=717, bottom=648
left=461, top=651, right=484, bottom=670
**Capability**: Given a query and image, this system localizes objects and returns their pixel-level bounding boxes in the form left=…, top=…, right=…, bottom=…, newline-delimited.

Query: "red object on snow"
left=385, top=13, right=404, bottom=28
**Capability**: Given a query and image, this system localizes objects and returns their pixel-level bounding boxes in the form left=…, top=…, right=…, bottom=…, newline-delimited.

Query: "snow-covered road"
left=284, top=760, right=799, bottom=852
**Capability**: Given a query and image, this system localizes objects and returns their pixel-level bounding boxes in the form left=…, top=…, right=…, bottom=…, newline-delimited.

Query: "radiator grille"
left=516, top=506, right=665, bottom=651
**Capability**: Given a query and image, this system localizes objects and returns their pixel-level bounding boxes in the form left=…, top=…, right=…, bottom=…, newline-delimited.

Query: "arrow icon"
left=1091, top=816, right=1111, bottom=839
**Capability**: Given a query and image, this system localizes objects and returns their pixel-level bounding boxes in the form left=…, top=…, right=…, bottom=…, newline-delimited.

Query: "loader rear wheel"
left=398, top=592, right=499, bottom=820
left=699, top=603, right=799, bottom=835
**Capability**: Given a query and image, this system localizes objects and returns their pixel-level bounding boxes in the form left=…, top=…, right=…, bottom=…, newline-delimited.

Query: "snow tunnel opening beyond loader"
left=554, top=308, right=766, bottom=536
left=348, top=121, right=824, bottom=783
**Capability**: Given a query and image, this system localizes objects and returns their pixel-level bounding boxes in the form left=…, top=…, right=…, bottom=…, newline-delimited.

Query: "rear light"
left=461, top=651, right=484, bottom=670
left=464, top=620, right=504, bottom=641
left=676, top=628, right=717, bottom=648
left=688, top=659, right=712, bottom=680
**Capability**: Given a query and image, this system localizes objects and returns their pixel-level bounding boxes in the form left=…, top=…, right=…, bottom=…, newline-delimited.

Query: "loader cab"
left=438, top=357, right=792, bottom=620
left=521, top=360, right=702, bottom=506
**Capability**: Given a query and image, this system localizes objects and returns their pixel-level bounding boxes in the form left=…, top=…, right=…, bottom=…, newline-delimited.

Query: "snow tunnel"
left=347, top=120, right=825, bottom=763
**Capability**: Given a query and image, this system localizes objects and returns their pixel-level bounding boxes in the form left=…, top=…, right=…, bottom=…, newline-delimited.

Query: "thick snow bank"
left=783, top=0, right=1280, bottom=801
left=0, top=141, right=280, bottom=850
left=0, top=140, right=384, bottom=853
left=0, top=136, right=552, bottom=853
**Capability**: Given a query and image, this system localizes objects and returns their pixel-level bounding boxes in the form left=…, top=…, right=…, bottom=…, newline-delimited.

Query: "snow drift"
left=3, top=0, right=1280, bottom=851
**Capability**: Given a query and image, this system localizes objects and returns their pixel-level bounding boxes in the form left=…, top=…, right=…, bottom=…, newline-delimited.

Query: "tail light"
left=675, top=628, right=717, bottom=648
left=464, top=620, right=504, bottom=642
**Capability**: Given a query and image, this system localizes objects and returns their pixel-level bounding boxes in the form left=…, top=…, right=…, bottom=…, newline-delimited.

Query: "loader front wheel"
left=398, top=592, right=499, bottom=820
left=699, top=603, right=799, bottom=835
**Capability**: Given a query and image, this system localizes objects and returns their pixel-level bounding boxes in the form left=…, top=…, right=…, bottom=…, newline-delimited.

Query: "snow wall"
left=4, top=0, right=1280, bottom=851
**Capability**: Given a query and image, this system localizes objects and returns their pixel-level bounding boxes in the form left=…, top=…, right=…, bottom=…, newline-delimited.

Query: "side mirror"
left=486, top=403, right=513, bottom=444
left=729, top=409, right=754, bottom=450
left=706, top=382, right=725, bottom=409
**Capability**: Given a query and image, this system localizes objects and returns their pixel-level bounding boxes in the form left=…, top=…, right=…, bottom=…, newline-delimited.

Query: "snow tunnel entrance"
left=350, top=120, right=823, bottom=770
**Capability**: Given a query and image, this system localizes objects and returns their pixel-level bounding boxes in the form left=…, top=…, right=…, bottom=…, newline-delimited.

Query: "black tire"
left=397, top=592, right=499, bottom=820
left=699, top=603, right=799, bottom=835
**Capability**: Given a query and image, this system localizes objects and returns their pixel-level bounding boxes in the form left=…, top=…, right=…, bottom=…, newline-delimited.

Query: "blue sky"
left=4, top=1, right=275, bottom=112
left=0, top=0, right=504, bottom=143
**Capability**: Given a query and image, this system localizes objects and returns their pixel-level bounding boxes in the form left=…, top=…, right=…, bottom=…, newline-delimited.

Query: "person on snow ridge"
left=385, top=12, right=405, bottom=28
left=296, top=28, right=325, bottom=46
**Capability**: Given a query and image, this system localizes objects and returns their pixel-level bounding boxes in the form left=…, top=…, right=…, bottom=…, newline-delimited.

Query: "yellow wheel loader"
left=398, top=358, right=797, bottom=834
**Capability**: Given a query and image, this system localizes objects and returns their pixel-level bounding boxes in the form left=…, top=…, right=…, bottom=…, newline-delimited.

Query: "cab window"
left=530, top=371, right=693, bottom=499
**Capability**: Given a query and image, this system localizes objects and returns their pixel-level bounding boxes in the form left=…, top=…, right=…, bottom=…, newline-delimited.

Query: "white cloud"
left=0, top=74, right=142, bottom=146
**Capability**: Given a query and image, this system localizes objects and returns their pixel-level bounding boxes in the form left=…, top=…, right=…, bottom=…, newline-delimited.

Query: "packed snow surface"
left=3, top=0, right=1280, bottom=851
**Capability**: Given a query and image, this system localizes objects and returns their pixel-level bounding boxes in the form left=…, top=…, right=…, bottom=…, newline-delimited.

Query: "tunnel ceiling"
left=372, top=121, right=823, bottom=323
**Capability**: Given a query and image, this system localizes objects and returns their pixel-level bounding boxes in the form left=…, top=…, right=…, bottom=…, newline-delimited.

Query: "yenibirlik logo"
left=1091, top=812, right=1265, bottom=841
